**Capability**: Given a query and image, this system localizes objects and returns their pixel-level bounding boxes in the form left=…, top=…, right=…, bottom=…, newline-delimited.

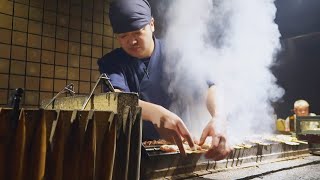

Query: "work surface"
left=187, top=155, right=320, bottom=180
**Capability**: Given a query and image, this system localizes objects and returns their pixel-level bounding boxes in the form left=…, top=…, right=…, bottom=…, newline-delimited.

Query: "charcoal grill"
left=140, top=135, right=312, bottom=179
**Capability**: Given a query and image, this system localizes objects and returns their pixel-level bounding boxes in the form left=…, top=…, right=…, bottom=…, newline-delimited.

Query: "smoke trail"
left=163, top=0, right=284, bottom=144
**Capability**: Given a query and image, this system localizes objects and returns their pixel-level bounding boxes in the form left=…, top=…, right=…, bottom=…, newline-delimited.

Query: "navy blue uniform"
left=98, top=38, right=169, bottom=140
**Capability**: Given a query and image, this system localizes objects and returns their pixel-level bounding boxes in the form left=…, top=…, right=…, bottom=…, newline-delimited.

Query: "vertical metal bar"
left=10, top=109, right=26, bottom=180
left=128, top=107, right=142, bottom=180
left=48, top=110, right=73, bottom=180
left=114, top=107, right=131, bottom=180
left=79, top=110, right=96, bottom=180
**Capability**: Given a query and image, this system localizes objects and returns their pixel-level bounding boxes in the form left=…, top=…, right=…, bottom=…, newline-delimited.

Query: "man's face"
left=294, top=106, right=309, bottom=116
left=115, top=18, right=155, bottom=59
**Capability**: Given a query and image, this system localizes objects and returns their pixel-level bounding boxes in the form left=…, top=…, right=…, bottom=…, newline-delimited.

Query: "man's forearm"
left=206, top=85, right=217, bottom=118
left=139, top=99, right=163, bottom=123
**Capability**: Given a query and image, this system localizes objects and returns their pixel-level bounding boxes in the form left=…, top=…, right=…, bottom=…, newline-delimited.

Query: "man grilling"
left=98, top=0, right=231, bottom=160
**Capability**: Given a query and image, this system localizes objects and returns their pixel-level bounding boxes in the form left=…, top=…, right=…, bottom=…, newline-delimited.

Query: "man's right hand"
left=139, top=100, right=194, bottom=155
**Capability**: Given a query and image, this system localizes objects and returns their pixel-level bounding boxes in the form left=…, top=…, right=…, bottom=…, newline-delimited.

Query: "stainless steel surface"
left=141, top=138, right=310, bottom=179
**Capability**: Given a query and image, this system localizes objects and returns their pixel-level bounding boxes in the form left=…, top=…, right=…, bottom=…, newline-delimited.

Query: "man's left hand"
left=198, top=119, right=232, bottom=160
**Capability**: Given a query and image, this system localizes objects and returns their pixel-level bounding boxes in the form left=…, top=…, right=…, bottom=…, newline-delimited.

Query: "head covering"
left=109, top=0, right=152, bottom=34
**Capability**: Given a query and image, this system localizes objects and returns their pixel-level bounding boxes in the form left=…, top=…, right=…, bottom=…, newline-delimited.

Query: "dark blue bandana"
left=109, top=0, right=152, bottom=34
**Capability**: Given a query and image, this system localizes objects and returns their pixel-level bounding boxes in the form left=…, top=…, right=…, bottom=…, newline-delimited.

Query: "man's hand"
left=154, top=108, right=195, bottom=155
left=198, top=119, right=232, bottom=160
left=139, top=100, right=194, bottom=155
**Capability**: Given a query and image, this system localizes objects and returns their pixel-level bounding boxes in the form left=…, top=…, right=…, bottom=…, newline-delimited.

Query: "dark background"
left=273, top=0, right=320, bottom=118
left=149, top=0, right=320, bottom=118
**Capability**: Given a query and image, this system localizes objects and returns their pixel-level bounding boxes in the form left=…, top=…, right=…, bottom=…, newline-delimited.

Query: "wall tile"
left=0, top=0, right=13, bottom=15
left=68, top=55, right=79, bottom=67
left=44, top=11, right=56, bottom=24
left=70, top=6, right=81, bottom=17
left=54, top=66, right=67, bottom=79
left=91, top=70, right=100, bottom=81
left=81, top=32, right=92, bottom=44
left=68, top=42, right=80, bottom=55
left=91, top=58, right=99, bottom=70
left=44, top=0, right=57, bottom=11
left=28, top=34, right=41, bottom=48
left=80, top=56, right=91, bottom=69
left=42, top=24, right=56, bottom=37
left=56, top=39, right=68, bottom=53
left=29, top=7, right=43, bottom=21
left=93, top=23, right=103, bottom=35
left=11, top=46, right=26, bottom=60
left=14, top=3, right=29, bottom=18
left=80, top=69, right=90, bottom=81
left=103, top=25, right=113, bottom=37
left=0, top=13, right=13, bottom=29
left=69, top=16, right=81, bottom=30
left=25, top=76, right=39, bottom=90
left=92, top=46, right=102, bottom=58
left=82, top=21, right=92, bottom=33
left=27, top=48, right=41, bottom=62
left=30, top=0, right=44, bottom=8
left=39, top=92, right=53, bottom=105
left=82, top=6, right=92, bottom=21
left=104, top=15, right=110, bottom=25
left=81, top=44, right=91, bottom=56
left=10, top=60, right=26, bottom=75
left=42, top=37, right=55, bottom=50
left=0, top=59, right=10, bottom=73
left=103, top=36, right=113, bottom=48
left=103, top=48, right=112, bottom=55
left=9, top=75, right=25, bottom=89
left=93, top=12, right=103, bottom=24
left=69, top=29, right=80, bottom=42
left=15, top=0, right=29, bottom=5
left=41, top=64, right=54, bottom=78
left=40, top=78, right=53, bottom=91
left=28, top=20, right=42, bottom=34
left=0, top=74, right=9, bottom=88
left=79, top=81, right=90, bottom=94
left=55, top=53, right=67, bottom=66
left=67, top=67, right=79, bottom=80
left=57, top=0, right=69, bottom=14
left=12, top=31, right=27, bottom=46
left=26, top=62, right=40, bottom=76
left=54, top=79, right=66, bottom=92
left=13, top=17, right=28, bottom=32
left=57, top=14, right=69, bottom=28
left=24, top=90, right=39, bottom=105
left=41, top=50, right=54, bottom=64
left=0, top=89, right=8, bottom=105
left=0, top=44, right=11, bottom=58
left=92, top=34, right=102, bottom=46
left=0, top=28, right=12, bottom=44
left=56, top=26, right=69, bottom=40
left=0, top=0, right=115, bottom=107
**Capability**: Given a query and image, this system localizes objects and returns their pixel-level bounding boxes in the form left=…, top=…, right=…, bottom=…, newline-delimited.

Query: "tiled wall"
left=0, top=0, right=118, bottom=107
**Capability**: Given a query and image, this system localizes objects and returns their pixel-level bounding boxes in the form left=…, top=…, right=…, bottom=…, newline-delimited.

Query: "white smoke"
left=163, top=0, right=284, bottom=145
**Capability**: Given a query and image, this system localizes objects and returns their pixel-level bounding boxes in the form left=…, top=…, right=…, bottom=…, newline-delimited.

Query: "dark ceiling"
left=275, top=0, right=320, bottom=39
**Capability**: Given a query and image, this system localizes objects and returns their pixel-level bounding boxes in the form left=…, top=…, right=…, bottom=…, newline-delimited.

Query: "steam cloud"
left=163, top=0, right=284, bottom=145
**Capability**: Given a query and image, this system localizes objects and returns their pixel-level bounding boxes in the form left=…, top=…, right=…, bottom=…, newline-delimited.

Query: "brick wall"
left=0, top=0, right=118, bottom=107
